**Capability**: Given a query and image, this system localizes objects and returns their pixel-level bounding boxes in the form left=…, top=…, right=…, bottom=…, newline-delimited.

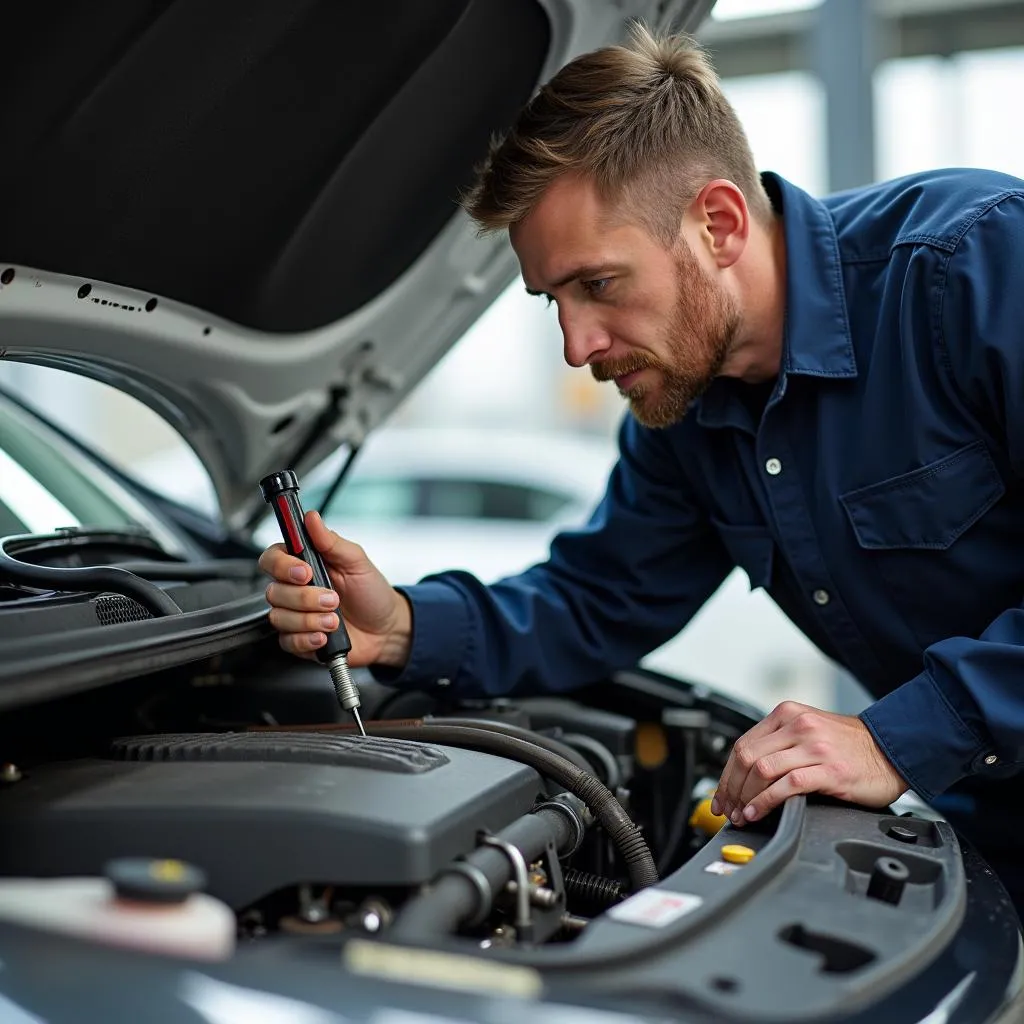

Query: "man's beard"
left=591, top=243, right=741, bottom=428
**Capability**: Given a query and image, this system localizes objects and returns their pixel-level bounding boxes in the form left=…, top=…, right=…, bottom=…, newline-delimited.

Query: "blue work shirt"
left=385, top=168, right=1024, bottom=806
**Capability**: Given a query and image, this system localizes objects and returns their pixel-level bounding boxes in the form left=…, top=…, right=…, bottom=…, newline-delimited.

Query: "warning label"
left=704, top=860, right=743, bottom=876
left=606, top=888, right=704, bottom=929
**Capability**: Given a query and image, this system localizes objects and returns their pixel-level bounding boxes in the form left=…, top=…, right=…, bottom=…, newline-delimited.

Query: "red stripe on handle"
left=276, top=495, right=305, bottom=555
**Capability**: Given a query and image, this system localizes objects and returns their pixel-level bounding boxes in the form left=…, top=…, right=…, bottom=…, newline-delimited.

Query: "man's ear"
left=688, top=179, right=749, bottom=269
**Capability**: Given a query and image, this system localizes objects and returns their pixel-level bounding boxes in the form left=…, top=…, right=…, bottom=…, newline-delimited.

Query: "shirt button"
left=812, top=589, right=831, bottom=606
left=765, top=458, right=782, bottom=476
left=984, top=754, right=998, bottom=765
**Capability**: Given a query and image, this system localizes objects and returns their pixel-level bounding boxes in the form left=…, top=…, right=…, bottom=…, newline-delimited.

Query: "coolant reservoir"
left=0, top=858, right=235, bottom=961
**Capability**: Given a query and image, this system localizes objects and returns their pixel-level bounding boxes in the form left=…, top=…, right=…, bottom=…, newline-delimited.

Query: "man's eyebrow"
left=524, top=263, right=625, bottom=297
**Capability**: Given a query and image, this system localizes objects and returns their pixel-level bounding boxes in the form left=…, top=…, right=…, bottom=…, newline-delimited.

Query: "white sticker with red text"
left=705, top=860, right=743, bottom=876
left=606, top=888, right=703, bottom=929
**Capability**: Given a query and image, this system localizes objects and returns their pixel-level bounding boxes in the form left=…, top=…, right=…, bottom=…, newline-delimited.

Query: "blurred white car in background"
left=135, top=425, right=852, bottom=709
left=133, top=426, right=617, bottom=583
left=266, top=427, right=620, bottom=584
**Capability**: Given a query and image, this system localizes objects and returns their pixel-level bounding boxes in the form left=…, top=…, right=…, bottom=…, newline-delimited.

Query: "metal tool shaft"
left=327, top=654, right=366, bottom=736
left=260, top=469, right=366, bottom=735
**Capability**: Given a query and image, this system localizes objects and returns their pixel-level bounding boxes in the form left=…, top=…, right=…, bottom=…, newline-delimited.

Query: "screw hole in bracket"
left=145, top=298, right=158, bottom=312
left=1, top=268, right=14, bottom=286
left=709, top=976, right=740, bottom=994
left=78, top=283, right=92, bottom=299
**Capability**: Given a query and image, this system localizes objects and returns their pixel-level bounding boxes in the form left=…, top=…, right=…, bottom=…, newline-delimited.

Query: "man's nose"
left=560, top=308, right=612, bottom=368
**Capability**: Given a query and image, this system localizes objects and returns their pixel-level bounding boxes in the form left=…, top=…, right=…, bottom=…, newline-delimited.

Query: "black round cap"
left=866, top=856, right=910, bottom=905
left=106, top=858, right=206, bottom=905
left=260, top=469, right=299, bottom=502
left=886, top=824, right=919, bottom=844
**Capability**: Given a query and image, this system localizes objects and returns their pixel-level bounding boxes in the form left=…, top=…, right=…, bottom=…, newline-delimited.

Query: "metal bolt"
left=560, top=913, right=589, bottom=934
left=1, top=764, right=22, bottom=783
left=356, top=898, right=393, bottom=933
left=506, top=881, right=560, bottom=909
left=531, top=887, right=559, bottom=909
left=297, top=884, right=329, bottom=924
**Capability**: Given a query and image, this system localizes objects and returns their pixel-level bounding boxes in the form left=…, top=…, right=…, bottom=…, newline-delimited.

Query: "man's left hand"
left=710, top=701, right=908, bottom=825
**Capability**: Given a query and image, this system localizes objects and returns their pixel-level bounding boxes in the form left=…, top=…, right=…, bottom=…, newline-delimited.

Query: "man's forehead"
left=517, top=175, right=615, bottom=236
left=512, top=181, right=642, bottom=290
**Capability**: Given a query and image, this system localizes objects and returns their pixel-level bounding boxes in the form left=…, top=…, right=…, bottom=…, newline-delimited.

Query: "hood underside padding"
left=1, top=0, right=549, bottom=332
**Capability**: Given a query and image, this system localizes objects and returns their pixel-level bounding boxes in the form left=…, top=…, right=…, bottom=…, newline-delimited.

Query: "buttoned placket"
left=755, top=384, right=885, bottom=682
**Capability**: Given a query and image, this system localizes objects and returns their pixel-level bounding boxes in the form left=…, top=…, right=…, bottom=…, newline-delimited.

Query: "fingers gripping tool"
left=260, top=470, right=365, bottom=736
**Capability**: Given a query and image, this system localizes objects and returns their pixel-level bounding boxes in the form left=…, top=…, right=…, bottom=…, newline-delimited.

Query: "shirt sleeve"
left=861, top=192, right=1024, bottom=799
left=370, top=414, right=733, bottom=699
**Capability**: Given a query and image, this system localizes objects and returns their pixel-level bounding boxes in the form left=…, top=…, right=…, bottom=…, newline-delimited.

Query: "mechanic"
left=260, top=25, right=1024, bottom=911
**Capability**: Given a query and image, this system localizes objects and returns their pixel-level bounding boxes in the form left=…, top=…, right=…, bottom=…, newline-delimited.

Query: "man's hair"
left=462, top=22, right=772, bottom=244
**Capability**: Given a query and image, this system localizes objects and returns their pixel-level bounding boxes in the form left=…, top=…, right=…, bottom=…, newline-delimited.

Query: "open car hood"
left=0, top=0, right=716, bottom=530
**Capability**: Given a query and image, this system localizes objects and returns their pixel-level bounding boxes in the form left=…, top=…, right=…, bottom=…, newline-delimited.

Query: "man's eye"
left=582, top=278, right=610, bottom=297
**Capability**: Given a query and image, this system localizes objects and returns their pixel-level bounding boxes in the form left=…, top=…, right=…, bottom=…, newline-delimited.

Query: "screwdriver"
left=260, top=470, right=366, bottom=736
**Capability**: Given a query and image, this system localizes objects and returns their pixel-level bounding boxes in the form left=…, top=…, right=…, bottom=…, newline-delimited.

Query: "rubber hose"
left=657, top=729, right=697, bottom=875
left=116, top=559, right=260, bottom=582
left=366, top=723, right=659, bottom=891
left=0, top=538, right=182, bottom=616
left=559, top=732, right=621, bottom=789
left=563, top=868, right=625, bottom=911
left=392, top=805, right=576, bottom=940
left=246, top=717, right=595, bottom=775
left=426, top=716, right=594, bottom=775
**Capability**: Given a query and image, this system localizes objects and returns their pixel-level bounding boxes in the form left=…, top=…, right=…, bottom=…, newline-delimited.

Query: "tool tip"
left=352, top=707, right=366, bottom=737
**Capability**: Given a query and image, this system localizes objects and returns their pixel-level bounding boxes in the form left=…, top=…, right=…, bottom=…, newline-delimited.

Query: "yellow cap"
left=149, top=859, right=187, bottom=881
left=720, top=844, right=756, bottom=865
left=688, top=797, right=727, bottom=836
left=634, top=722, right=669, bottom=769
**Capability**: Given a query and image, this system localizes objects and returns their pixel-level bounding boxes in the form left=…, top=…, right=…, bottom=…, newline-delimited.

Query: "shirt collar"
left=696, top=172, right=857, bottom=432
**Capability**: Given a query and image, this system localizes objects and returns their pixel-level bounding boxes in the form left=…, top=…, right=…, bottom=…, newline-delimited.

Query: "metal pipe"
left=392, top=805, right=576, bottom=941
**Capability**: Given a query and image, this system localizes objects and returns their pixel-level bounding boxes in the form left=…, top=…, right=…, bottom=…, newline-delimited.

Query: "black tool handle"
left=260, top=471, right=352, bottom=663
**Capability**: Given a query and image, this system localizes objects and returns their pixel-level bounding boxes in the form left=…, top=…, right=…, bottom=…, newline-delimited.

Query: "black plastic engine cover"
left=0, top=736, right=542, bottom=907
left=111, top=731, right=449, bottom=774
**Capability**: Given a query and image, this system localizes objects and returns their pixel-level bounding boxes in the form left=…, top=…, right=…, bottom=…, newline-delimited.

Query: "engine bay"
left=0, top=526, right=742, bottom=950
left=0, top=644, right=743, bottom=954
left=0, top=531, right=1000, bottom=1022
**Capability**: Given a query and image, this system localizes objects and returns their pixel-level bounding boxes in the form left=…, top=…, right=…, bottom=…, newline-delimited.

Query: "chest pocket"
left=711, top=519, right=775, bottom=591
left=839, top=440, right=1007, bottom=648
left=839, top=440, right=1004, bottom=550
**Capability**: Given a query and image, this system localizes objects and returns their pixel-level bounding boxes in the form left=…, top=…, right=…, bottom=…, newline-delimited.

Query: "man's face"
left=510, top=174, right=741, bottom=428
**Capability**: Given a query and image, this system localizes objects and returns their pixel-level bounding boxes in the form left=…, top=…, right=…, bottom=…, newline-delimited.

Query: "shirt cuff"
left=860, top=669, right=992, bottom=801
left=367, top=580, right=470, bottom=693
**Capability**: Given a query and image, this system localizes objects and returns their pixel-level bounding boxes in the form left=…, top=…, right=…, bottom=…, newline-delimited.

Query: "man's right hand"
left=258, top=509, right=413, bottom=670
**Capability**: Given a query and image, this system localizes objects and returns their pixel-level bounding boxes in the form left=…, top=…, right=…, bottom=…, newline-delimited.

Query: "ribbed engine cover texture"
left=0, top=734, right=541, bottom=907
left=111, top=731, right=449, bottom=774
